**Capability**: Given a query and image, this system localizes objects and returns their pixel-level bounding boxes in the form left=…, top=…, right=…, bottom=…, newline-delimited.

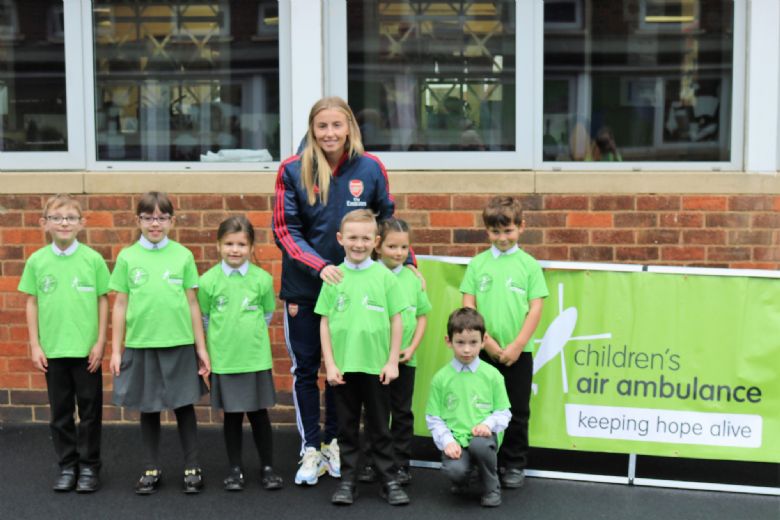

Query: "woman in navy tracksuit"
left=273, top=96, right=414, bottom=486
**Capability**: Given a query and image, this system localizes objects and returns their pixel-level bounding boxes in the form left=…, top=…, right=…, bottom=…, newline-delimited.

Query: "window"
left=91, top=1, right=280, bottom=165
left=543, top=0, right=735, bottom=164
left=0, top=1, right=64, bottom=153
left=345, top=1, right=518, bottom=158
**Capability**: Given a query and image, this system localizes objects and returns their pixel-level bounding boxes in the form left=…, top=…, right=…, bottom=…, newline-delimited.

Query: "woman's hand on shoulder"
left=319, top=265, right=344, bottom=285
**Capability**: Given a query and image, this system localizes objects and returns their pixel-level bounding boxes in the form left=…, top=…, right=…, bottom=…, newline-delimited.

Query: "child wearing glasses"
left=109, top=191, right=211, bottom=494
left=18, top=194, right=110, bottom=493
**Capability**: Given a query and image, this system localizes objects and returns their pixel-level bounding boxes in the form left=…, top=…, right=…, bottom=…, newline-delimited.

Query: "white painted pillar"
left=744, top=0, right=780, bottom=172
left=287, top=0, right=324, bottom=154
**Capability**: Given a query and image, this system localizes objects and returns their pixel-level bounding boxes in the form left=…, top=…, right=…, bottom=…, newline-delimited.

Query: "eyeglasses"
left=139, top=215, right=172, bottom=224
left=45, top=215, right=81, bottom=224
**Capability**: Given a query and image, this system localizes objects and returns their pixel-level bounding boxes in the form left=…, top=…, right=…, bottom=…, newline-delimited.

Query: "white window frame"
left=326, top=0, right=535, bottom=170
left=0, top=0, right=86, bottom=170
left=82, top=0, right=291, bottom=171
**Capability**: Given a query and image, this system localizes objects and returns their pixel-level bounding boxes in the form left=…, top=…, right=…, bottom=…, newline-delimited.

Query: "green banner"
left=412, top=259, right=780, bottom=463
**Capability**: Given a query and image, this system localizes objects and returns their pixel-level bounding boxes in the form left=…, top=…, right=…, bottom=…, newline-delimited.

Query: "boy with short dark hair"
left=460, top=195, right=549, bottom=488
left=18, top=194, right=110, bottom=493
left=426, top=307, right=511, bottom=507
left=316, top=209, right=409, bottom=506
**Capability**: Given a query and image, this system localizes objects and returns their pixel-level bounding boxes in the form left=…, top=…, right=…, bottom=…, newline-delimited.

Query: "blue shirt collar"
left=451, top=357, right=480, bottom=373
left=221, top=260, right=249, bottom=277
left=490, top=244, right=518, bottom=258
left=139, top=235, right=169, bottom=250
left=343, top=258, right=374, bottom=270
left=51, top=240, right=79, bottom=257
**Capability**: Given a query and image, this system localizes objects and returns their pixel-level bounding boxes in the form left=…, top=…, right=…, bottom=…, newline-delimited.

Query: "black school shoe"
left=331, top=482, right=357, bottom=505
left=52, top=467, right=77, bottom=492
left=76, top=466, right=100, bottom=493
left=481, top=488, right=502, bottom=507
left=135, top=468, right=162, bottom=495
left=183, top=467, right=204, bottom=494
left=501, top=468, right=525, bottom=489
left=223, top=466, right=244, bottom=491
left=261, top=466, right=283, bottom=490
left=395, top=466, right=412, bottom=486
left=380, top=480, right=410, bottom=506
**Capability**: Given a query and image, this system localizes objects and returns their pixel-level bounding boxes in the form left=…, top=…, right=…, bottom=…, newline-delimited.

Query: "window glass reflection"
left=543, top=0, right=733, bottom=162
left=0, top=1, right=68, bottom=152
left=93, top=1, right=280, bottom=162
left=348, top=1, right=516, bottom=152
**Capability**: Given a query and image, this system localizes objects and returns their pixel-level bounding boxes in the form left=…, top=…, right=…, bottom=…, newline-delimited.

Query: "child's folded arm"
left=426, top=414, right=456, bottom=451
left=480, top=408, right=512, bottom=434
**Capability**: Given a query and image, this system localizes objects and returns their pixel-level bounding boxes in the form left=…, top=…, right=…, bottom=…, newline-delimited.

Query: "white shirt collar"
left=221, top=260, right=249, bottom=277
left=490, top=244, right=519, bottom=258
left=52, top=240, right=79, bottom=257
left=343, top=257, right=374, bottom=270
left=389, top=264, right=404, bottom=275
left=451, top=357, right=481, bottom=373
left=139, top=235, right=169, bottom=250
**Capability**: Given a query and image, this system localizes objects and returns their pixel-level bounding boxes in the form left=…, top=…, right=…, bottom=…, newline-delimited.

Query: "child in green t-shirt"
left=460, top=196, right=549, bottom=489
left=108, top=191, right=211, bottom=495
left=315, top=209, right=409, bottom=506
left=426, top=308, right=511, bottom=507
left=358, top=218, right=431, bottom=486
left=197, top=215, right=282, bottom=492
left=18, top=194, right=110, bottom=493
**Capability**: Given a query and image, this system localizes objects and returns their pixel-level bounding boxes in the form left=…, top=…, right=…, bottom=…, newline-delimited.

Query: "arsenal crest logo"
left=349, top=180, right=364, bottom=198
left=287, top=302, right=299, bottom=317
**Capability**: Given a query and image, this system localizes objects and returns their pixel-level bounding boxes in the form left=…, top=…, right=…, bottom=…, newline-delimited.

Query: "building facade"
left=1, top=0, right=778, bottom=425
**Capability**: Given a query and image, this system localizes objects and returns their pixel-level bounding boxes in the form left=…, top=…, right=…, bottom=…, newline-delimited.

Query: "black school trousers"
left=480, top=351, right=533, bottom=470
left=45, top=357, right=103, bottom=470
left=333, top=372, right=394, bottom=484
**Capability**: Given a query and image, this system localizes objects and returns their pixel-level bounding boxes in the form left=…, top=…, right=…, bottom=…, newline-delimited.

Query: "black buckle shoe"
left=481, top=488, right=502, bottom=507
left=76, top=466, right=100, bottom=493
left=183, top=467, right=204, bottom=494
left=501, top=468, right=525, bottom=489
left=396, top=466, right=412, bottom=486
left=357, top=464, right=377, bottom=483
left=135, top=468, right=162, bottom=495
left=381, top=480, right=410, bottom=506
left=223, top=466, right=244, bottom=491
left=53, top=468, right=77, bottom=492
left=331, top=482, right=357, bottom=505
left=261, top=466, right=283, bottom=490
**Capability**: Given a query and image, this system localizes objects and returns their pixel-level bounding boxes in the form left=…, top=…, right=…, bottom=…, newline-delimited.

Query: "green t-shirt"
left=314, top=262, right=405, bottom=375
left=393, top=267, right=432, bottom=368
left=425, top=360, right=511, bottom=447
left=109, top=241, right=199, bottom=348
left=18, top=244, right=110, bottom=358
left=460, top=248, right=549, bottom=352
left=198, top=263, right=275, bottom=374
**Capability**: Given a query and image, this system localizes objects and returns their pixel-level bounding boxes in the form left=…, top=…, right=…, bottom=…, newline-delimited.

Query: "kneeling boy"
left=425, top=308, right=511, bottom=507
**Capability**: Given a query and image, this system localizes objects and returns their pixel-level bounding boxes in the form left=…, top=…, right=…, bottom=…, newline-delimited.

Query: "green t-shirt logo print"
left=129, top=267, right=149, bottom=287
left=39, top=275, right=58, bottom=294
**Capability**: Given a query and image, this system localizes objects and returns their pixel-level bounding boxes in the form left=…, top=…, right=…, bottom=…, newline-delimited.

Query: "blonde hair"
left=43, top=193, right=82, bottom=217
left=339, top=209, right=377, bottom=233
left=301, top=97, right=364, bottom=205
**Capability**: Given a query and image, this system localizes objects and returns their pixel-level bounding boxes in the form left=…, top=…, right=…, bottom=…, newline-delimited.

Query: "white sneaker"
left=321, top=438, right=341, bottom=478
left=295, top=447, right=321, bottom=485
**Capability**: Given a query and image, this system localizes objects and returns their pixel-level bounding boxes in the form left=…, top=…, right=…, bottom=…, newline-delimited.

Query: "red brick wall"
left=1, top=193, right=779, bottom=424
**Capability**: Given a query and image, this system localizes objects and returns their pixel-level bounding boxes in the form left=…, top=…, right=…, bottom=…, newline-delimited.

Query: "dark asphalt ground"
left=0, top=424, right=777, bottom=520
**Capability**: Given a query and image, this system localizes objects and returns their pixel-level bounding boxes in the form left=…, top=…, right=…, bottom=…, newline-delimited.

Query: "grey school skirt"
left=210, top=370, right=276, bottom=413
left=112, top=345, right=208, bottom=413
